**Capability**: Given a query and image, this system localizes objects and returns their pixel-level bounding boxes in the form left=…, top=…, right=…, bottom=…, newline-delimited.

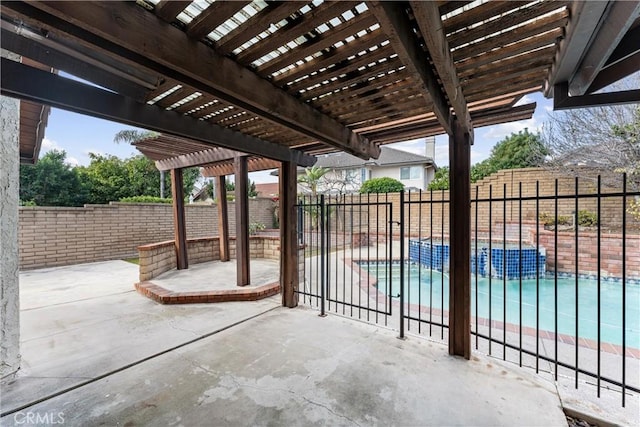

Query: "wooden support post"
left=171, top=168, right=188, bottom=270
left=448, top=116, right=471, bottom=359
left=279, top=161, right=298, bottom=308
left=216, top=175, right=230, bottom=262
left=234, top=155, right=250, bottom=286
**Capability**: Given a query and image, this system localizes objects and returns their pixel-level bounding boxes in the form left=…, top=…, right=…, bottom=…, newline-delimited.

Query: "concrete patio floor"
left=1, top=260, right=570, bottom=426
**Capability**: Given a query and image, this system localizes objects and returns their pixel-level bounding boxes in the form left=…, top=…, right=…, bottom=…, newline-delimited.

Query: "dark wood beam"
left=279, top=161, right=299, bottom=308
left=155, top=147, right=243, bottom=171
left=4, top=1, right=379, bottom=159
left=216, top=176, right=230, bottom=262
left=588, top=51, right=640, bottom=94
left=448, top=116, right=471, bottom=359
left=186, top=1, right=251, bottom=40
left=553, top=82, right=640, bottom=110
left=410, top=1, right=473, bottom=140
left=0, top=59, right=316, bottom=167
left=171, top=169, right=188, bottom=270
left=369, top=1, right=452, bottom=135
left=0, top=26, right=148, bottom=102
left=234, top=156, right=250, bottom=287
left=569, top=1, right=640, bottom=96
left=154, top=0, right=191, bottom=22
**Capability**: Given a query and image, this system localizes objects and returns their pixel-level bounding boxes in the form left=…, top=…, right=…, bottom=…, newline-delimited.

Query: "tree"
left=360, top=177, right=404, bottom=193
left=542, top=96, right=640, bottom=190
left=19, top=150, right=87, bottom=206
left=218, top=179, right=259, bottom=198
left=298, top=166, right=330, bottom=196
left=426, top=129, right=547, bottom=190
left=428, top=167, right=450, bottom=191
left=77, top=153, right=200, bottom=204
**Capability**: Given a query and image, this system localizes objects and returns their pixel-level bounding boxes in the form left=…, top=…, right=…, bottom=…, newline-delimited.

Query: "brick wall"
left=337, top=168, right=639, bottom=238
left=137, top=236, right=280, bottom=281
left=19, top=199, right=276, bottom=269
left=535, top=230, right=640, bottom=279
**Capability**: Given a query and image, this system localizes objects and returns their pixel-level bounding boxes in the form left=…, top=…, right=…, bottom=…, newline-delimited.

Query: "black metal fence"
left=295, top=175, right=639, bottom=406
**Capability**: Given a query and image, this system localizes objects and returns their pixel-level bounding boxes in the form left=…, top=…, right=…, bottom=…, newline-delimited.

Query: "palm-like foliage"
left=297, top=165, right=330, bottom=196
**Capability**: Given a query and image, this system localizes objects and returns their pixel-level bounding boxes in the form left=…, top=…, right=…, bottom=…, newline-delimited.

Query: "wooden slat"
left=171, top=168, right=188, bottom=270
left=186, top=1, right=252, bottom=40
left=301, top=64, right=408, bottom=104
left=459, top=45, right=556, bottom=80
left=216, top=175, right=230, bottom=262
left=444, top=1, right=526, bottom=35
left=448, top=1, right=567, bottom=48
left=411, top=1, right=472, bottom=136
left=155, top=147, right=241, bottom=171
left=452, top=9, right=569, bottom=62
left=234, top=155, right=250, bottom=287
left=14, top=2, right=378, bottom=159
left=216, top=1, right=304, bottom=56
left=272, top=29, right=389, bottom=86
left=237, top=1, right=358, bottom=65
left=256, top=12, right=378, bottom=76
left=369, top=1, right=450, bottom=134
left=154, top=0, right=191, bottom=22
left=456, top=28, right=563, bottom=73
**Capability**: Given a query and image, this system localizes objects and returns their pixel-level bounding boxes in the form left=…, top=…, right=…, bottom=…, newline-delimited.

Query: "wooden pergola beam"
left=568, top=1, right=640, bottom=96
left=234, top=156, right=250, bottom=287
left=369, top=1, right=452, bottom=135
left=410, top=1, right=473, bottom=140
left=171, top=169, right=188, bottom=270
left=155, top=147, right=243, bottom=171
left=216, top=176, right=230, bottom=262
left=4, top=1, right=379, bottom=160
left=279, top=161, right=299, bottom=308
left=154, top=0, right=191, bottom=22
left=0, top=59, right=316, bottom=167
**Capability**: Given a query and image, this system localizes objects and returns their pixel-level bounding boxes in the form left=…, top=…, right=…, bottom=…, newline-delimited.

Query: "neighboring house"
left=300, top=139, right=437, bottom=193
left=255, top=183, right=279, bottom=198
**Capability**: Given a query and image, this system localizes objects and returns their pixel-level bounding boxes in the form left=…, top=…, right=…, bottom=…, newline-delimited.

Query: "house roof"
left=314, top=146, right=434, bottom=170
left=255, top=183, right=279, bottom=198
left=18, top=58, right=53, bottom=164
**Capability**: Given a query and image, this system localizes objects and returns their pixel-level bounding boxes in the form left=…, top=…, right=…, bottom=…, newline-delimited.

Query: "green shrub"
left=539, top=212, right=571, bottom=226
left=577, top=210, right=597, bottom=226
left=119, top=196, right=172, bottom=204
left=19, top=200, right=36, bottom=206
left=360, top=177, right=404, bottom=194
left=249, top=222, right=266, bottom=235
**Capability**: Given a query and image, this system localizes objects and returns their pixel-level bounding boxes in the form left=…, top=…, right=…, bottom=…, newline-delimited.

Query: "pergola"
left=2, top=0, right=639, bottom=361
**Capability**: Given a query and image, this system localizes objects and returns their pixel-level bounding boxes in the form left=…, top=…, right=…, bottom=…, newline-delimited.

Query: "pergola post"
left=171, top=168, right=188, bottom=270
left=215, top=175, right=230, bottom=262
left=279, top=161, right=299, bottom=308
left=234, top=155, right=250, bottom=286
left=448, top=116, right=471, bottom=359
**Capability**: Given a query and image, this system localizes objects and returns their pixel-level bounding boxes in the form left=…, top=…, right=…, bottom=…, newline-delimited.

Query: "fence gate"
left=296, top=194, right=395, bottom=325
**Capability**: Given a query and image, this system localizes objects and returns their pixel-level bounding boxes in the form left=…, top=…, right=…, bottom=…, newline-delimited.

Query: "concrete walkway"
left=2, top=260, right=568, bottom=426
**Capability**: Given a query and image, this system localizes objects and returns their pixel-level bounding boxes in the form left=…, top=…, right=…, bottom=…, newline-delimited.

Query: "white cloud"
left=40, top=137, right=62, bottom=153
left=482, top=117, right=540, bottom=141
left=66, top=156, right=79, bottom=167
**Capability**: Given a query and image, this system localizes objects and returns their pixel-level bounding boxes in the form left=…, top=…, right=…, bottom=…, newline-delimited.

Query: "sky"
left=41, top=91, right=553, bottom=184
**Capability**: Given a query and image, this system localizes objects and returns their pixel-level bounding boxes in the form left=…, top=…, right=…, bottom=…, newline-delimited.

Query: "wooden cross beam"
left=0, top=59, right=316, bottom=167
left=2, top=1, right=380, bottom=160
left=410, top=1, right=473, bottom=141
left=369, top=1, right=452, bottom=135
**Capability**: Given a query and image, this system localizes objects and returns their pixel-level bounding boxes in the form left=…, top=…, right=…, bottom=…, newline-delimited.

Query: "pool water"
left=361, top=263, right=640, bottom=349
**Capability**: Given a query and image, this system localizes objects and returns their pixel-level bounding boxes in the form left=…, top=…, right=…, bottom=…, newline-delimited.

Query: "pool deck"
left=1, top=259, right=637, bottom=426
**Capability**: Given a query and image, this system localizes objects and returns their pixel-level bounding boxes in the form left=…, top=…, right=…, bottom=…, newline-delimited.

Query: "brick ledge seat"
left=135, top=281, right=280, bottom=304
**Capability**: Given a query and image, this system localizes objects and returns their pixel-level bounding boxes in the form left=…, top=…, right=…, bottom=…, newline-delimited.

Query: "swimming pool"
left=361, top=263, right=640, bottom=349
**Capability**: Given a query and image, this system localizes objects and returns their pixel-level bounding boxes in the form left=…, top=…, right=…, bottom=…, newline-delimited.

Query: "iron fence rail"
left=295, top=175, right=640, bottom=406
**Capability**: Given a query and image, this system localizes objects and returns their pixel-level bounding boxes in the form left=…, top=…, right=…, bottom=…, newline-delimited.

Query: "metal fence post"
left=399, top=190, right=405, bottom=339
left=319, top=194, right=326, bottom=317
